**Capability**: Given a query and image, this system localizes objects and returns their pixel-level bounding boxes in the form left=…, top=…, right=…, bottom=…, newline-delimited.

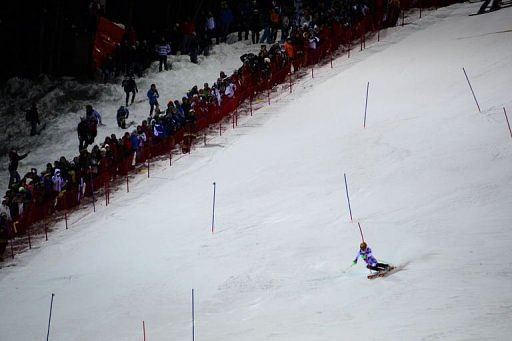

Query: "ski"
left=367, top=266, right=396, bottom=280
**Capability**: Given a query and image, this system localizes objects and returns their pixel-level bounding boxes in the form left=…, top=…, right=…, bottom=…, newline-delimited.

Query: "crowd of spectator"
left=2, top=0, right=408, bottom=261
left=99, top=0, right=402, bottom=82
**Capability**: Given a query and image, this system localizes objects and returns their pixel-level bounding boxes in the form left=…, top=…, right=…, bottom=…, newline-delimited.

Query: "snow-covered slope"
left=1, top=2, right=512, bottom=340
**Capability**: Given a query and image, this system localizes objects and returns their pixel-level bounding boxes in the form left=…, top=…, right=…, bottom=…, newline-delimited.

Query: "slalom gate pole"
left=126, top=175, right=129, bottom=193
left=211, top=182, right=216, bottom=234
left=462, top=67, right=481, bottom=112
left=27, top=224, right=31, bottom=249
left=147, top=159, right=150, bottom=178
left=503, top=107, right=512, bottom=139
left=65, top=212, right=68, bottom=230
left=219, top=120, right=222, bottom=136
left=311, top=65, right=314, bottom=78
left=344, top=173, right=353, bottom=222
left=204, top=133, right=207, bottom=146
left=357, top=222, right=365, bottom=242
left=143, top=320, right=146, bottom=341
left=170, top=151, right=172, bottom=166
left=192, top=289, right=195, bottom=341
left=232, top=113, right=235, bottom=129
left=268, top=88, right=271, bottom=106
left=10, top=238, right=14, bottom=259
left=46, top=293, right=55, bottom=341
left=364, top=81, right=370, bottom=128
left=289, top=70, right=293, bottom=93
left=402, top=10, right=405, bottom=26
left=90, top=174, right=96, bottom=213
left=250, top=97, right=253, bottom=116
left=45, top=219, right=48, bottom=241
left=420, top=7, right=422, bottom=18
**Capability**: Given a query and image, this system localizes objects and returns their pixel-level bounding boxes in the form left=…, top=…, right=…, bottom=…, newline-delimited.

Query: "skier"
left=352, top=242, right=391, bottom=272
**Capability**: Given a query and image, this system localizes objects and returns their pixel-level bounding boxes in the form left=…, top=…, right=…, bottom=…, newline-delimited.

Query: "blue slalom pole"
left=344, top=173, right=353, bottom=222
left=211, top=182, right=216, bottom=234
left=462, top=67, right=481, bottom=113
left=192, top=289, right=195, bottom=341
left=364, top=82, right=369, bottom=128
left=46, top=293, right=55, bottom=341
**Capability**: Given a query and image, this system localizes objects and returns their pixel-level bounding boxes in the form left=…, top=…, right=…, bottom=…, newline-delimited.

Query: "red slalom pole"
left=289, top=72, right=292, bottom=93
left=10, top=238, right=14, bottom=259
left=26, top=224, right=31, bottom=249
left=504, top=107, right=512, bottom=139
left=357, top=222, right=365, bottom=242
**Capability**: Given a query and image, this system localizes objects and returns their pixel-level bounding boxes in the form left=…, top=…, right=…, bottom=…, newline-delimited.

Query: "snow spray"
left=46, top=293, right=55, bottom=341
left=344, top=173, right=353, bottom=222
left=364, top=82, right=370, bottom=128
left=462, top=67, right=481, bottom=112
left=211, top=182, right=217, bottom=234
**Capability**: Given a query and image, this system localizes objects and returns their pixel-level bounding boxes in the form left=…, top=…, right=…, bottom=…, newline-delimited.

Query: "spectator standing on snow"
left=8, top=149, right=29, bottom=187
left=122, top=75, right=138, bottom=106
left=147, top=84, right=160, bottom=116
left=117, top=106, right=130, bottom=129
left=156, top=38, right=171, bottom=71
left=25, top=103, right=41, bottom=136
left=0, top=212, right=10, bottom=262
left=85, top=105, right=102, bottom=125
left=219, top=2, right=234, bottom=43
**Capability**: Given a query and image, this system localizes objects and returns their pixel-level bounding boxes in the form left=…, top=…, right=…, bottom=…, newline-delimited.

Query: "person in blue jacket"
left=353, top=242, right=390, bottom=272
left=147, top=84, right=160, bottom=116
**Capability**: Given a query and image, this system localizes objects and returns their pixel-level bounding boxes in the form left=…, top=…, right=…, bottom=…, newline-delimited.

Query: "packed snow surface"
left=1, top=3, right=512, bottom=340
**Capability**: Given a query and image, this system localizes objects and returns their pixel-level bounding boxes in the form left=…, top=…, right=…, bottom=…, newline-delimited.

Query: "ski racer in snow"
left=353, top=242, right=391, bottom=272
